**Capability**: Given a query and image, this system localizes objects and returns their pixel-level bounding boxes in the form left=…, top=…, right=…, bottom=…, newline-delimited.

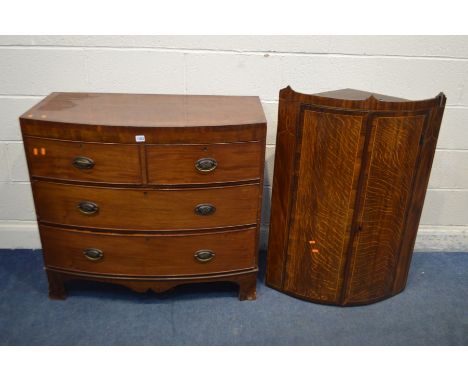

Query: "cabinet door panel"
left=344, top=114, right=426, bottom=304
left=284, top=108, right=366, bottom=302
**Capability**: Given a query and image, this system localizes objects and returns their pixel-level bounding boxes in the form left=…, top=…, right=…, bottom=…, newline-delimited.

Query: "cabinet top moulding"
left=20, top=93, right=267, bottom=144
left=281, top=86, right=446, bottom=111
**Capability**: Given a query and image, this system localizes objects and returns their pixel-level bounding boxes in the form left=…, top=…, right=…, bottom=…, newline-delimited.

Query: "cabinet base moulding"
left=265, top=280, right=404, bottom=307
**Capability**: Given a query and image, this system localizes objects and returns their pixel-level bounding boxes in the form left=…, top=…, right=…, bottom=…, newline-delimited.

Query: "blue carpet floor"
left=0, top=250, right=466, bottom=345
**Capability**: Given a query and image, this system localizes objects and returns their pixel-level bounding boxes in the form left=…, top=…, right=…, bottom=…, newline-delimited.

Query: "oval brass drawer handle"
left=72, top=156, right=95, bottom=170
left=194, top=203, right=216, bottom=216
left=83, top=248, right=104, bottom=262
left=195, top=158, right=217, bottom=172
left=194, top=250, right=215, bottom=263
left=77, top=201, right=99, bottom=215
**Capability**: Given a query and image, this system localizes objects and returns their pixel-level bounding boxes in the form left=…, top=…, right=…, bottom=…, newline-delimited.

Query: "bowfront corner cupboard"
left=266, top=87, right=446, bottom=306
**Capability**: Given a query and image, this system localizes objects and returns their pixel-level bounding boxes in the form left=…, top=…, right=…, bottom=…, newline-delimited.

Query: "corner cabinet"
left=266, top=87, right=446, bottom=306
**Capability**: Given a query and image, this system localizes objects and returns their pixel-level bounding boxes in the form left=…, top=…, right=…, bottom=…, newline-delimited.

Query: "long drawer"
left=40, top=225, right=257, bottom=276
left=33, top=181, right=260, bottom=231
left=24, top=136, right=141, bottom=184
left=146, top=142, right=262, bottom=184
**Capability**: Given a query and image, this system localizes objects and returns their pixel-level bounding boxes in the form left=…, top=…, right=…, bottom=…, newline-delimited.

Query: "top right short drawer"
left=146, top=141, right=263, bottom=185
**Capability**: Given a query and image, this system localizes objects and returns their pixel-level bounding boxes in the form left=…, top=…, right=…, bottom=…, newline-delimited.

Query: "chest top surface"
left=21, top=92, right=266, bottom=128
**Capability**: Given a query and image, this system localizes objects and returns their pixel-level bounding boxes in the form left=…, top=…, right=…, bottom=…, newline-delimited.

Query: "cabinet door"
left=344, top=113, right=427, bottom=304
left=283, top=107, right=366, bottom=303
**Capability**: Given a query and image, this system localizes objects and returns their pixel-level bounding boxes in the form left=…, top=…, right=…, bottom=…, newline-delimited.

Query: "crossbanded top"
left=21, top=92, right=267, bottom=128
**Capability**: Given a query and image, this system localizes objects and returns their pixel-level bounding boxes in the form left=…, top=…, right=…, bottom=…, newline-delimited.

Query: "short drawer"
left=33, top=181, right=260, bottom=230
left=146, top=141, right=263, bottom=185
left=40, top=225, right=257, bottom=276
left=24, top=137, right=141, bottom=184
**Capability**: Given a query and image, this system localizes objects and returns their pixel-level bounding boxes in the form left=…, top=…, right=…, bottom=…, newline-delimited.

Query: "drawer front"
left=146, top=142, right=263, bottom=184
left=24, top=137, right=141, bottom=184
left=40, top=225, right=257, bottom=276
left=33, top=181, right=259, bottom=230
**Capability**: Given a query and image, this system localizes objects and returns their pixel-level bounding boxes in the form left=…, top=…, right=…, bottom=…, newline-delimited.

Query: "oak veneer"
left=266, top=87, right=446, bottom=306
left=21, top=92, right=267, bottom=300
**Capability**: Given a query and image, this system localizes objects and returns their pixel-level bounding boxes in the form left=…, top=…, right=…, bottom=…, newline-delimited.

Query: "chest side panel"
left=344, top=114, right=426, bottom=304
left=284, top=108, right=365, bottom=302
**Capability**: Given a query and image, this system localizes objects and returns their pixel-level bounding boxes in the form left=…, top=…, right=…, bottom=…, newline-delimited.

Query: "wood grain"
left=24, top=136, right=141, bottom=184
left=21, top=93, right=266, bottom=128
left=20, top=92, right=267, bottom=300
left=344, top=114, right=426, bottom=304
left=146, top=141, right=262, bottom=185
left=21, top=120, right=266, bottom=144
left=266, top=87, right=445, bottom=306
left=33, top=181, right=260, bottom=231
left=284, top=108, right=365, bottom=301
left=20, top=93, right=267, bottom=144
left=45, top=268, right=258, bottom=301
left=40, top=225, right=257, bottom=276
left=392, top=101, right=446, bottom=293
left=265, top=98, right=301, bottom=288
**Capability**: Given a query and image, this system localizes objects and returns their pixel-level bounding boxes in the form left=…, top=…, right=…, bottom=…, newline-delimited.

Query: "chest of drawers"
left=20, top=92, right=266, bottom=300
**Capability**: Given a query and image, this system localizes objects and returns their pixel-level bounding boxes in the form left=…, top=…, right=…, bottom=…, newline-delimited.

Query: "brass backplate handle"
left=194, top=250, right=215, bottom=263
left=72, top=156, right=95, bottom=170
left=194, top=203, right=216, bottom=216
left=83, top=248, right=104, bottom=262
left=77, top=201, right=99, bottom=215
left=195, top=158, right=217, bottom=172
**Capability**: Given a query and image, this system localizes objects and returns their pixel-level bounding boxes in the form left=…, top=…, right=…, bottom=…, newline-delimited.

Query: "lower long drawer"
left=40, top=225, right=257, bottom=276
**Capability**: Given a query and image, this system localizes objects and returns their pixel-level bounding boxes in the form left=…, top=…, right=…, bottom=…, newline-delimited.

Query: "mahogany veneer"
left=21, top=92, right=266, bottom=300
left=266, top=87, right=446, bottom=306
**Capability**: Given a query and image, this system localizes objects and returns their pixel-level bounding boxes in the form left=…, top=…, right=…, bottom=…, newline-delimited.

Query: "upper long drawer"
left=146, top=142, right=263, bottom=185
left=33, top=181, right=260, bottom=231
left=24, top=137, right=141, bottom=184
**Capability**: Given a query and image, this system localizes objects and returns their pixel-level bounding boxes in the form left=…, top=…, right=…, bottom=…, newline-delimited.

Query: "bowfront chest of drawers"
left=20, top=93, right=266, bottom=300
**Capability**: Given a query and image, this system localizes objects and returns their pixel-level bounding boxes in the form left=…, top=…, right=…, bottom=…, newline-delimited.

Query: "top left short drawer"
left=23, top=137, right=142, bottom=184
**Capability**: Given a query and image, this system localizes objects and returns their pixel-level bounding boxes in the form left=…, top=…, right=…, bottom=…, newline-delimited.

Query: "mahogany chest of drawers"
left=20, top=92, right=266, bottom=300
